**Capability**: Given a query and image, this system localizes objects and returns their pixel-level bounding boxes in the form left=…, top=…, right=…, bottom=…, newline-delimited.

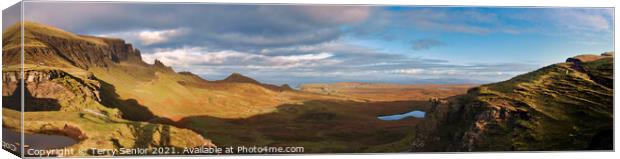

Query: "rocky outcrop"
left=566, top=52, right=613, bottom=88
left=280, top=84, right=294, bottom=91
left=410, top=98, right=450, bottom=151
left=25, top=32, right=143, bottom=69
left=566, top=52, right=613, bottom=63
left=2, top=69, right=103, bottom=112
left=152, top=59, right=175, bottom=73
left=38, top=123, right=88, bottom=141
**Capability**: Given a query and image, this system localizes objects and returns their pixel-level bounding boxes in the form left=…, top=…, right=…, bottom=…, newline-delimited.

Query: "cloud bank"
left=19, top=3, right=613, bottom=86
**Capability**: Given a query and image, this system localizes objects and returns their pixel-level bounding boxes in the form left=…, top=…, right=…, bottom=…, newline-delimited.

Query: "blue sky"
left=13, top=3, right=615, bottom=86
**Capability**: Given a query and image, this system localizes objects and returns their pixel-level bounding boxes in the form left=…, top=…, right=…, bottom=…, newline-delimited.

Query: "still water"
left=2, top=128, right=78, bottom=152
left=377, top=110, right=426, bottom=121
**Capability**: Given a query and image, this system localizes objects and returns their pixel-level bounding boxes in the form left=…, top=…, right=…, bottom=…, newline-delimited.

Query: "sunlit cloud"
left=97, top=28, right=188, bottom=46
left=138, top=29, right=187, bottom=45
left=142, top=46, right=340, bottom=70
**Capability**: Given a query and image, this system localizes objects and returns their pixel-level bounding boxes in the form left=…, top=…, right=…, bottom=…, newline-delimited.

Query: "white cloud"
left=97, top=28, right=187, bottom=46
left=271, top=52, right=333, bottom=63
left=259, top=41, right=388, bottom=57
left=142, top=47, right=250, bottom=66
left=138, top=29, right=187, bottom=45
left=142, top=47, right=338, bottom=70
left=386, top=68, right=425, bottom=75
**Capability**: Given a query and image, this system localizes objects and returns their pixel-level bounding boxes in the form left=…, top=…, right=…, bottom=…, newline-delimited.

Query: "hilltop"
left=216, top=73, right=294, bottom=91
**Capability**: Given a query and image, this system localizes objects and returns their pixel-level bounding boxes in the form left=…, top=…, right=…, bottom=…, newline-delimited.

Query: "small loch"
left=2, top=128, right=79, bottom=151
left=377, top=110, right=426, bottom=121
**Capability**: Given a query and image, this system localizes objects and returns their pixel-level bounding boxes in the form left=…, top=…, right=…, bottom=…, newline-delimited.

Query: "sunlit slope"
left=88, top=59, right=330, bottom=120
left=2, top=22, right=215, bottom=153
left=89, top=64, right=285, bottom=119
left=3, top=22, right=340, bottom=121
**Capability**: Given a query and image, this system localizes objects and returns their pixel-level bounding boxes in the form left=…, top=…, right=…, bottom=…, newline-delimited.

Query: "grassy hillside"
left=416, top=53, right=614, bottom=151
left=2, top=22, right=219, bottom=156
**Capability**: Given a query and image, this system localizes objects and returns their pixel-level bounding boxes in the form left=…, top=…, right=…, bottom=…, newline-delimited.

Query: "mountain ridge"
left=2, top=22, right=289, bottom=91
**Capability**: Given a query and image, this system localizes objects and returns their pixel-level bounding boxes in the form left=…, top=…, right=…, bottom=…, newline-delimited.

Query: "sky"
left=7, top=2, right=615, bottom=86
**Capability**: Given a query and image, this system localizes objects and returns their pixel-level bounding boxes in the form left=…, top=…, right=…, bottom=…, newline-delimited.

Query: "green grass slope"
left=420, top=53, right=614, bottom=151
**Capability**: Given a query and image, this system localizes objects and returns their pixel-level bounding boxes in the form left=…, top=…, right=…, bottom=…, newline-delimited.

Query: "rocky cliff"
left=412, top=52, right=614, bottom=151
left=2, top=22, right=144, bottom=69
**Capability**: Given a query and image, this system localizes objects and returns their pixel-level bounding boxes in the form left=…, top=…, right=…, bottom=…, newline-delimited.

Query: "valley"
left=1, top=21, right=614, bottom=156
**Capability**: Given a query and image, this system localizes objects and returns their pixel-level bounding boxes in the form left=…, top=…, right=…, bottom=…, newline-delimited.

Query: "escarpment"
left=2, top=22, right=144, bottom=68
left=412, top=52, right=614, bottom=151
left=25, top=33, right=143, bottom=69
